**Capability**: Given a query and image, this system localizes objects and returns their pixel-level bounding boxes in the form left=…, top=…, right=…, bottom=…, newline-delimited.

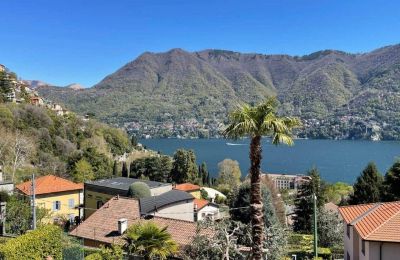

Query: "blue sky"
left=1, top=0, right=399, bottom=87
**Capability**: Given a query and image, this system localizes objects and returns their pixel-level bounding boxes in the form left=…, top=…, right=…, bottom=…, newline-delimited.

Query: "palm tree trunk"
left=250, top=135, right=264, bottom=259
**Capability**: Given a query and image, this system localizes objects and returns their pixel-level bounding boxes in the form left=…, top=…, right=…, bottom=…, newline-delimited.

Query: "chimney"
left=118, top=218, right=128, bottom=234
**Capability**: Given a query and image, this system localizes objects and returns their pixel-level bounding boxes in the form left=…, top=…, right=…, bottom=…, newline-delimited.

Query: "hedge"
left=0, top=225, right=63, bottom=260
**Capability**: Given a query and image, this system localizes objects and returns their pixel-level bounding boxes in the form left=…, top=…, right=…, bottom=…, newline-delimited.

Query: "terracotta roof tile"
left=70, top=196, right=212, bottom=247
left=339, top=201, right=400, bottom=242
left=338, top=203, right=375, bottom=223
left=194, top=198, right=209, bottom=210
left=16, top=175, right=83, bottom=195
left=174, top=183, right=200, bottom=192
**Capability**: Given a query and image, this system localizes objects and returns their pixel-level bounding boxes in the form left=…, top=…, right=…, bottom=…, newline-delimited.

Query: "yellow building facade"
left=16, top=175, right=83, bottom=223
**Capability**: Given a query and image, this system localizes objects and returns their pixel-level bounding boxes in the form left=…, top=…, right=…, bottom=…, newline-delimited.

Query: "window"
left=347, top=225, right=351, bottom=238
left=53, top=201, right=61, bottom=211
left=347, top=252, right=350, bottom=260
left=68, top=199, right=75, bottom=209
left=68, top=214, right=75, bottom=223
left=362, top=240, right=365, bottom=255
left=96, top=200, right=103, bottom=209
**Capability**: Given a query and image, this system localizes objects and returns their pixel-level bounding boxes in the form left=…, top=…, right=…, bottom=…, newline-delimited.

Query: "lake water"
left=140, top=138, right=400, bottom=184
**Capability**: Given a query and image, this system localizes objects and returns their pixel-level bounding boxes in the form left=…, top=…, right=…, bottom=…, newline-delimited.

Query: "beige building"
left=262, top=173, right=310, bottom=190
left=339, top=201, right=400, bottom=260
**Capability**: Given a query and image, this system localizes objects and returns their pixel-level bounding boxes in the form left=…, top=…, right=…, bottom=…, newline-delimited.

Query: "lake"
left=140, top=138, right=400, bottom=184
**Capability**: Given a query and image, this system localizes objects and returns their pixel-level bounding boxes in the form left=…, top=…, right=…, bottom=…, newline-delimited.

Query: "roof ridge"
left=364, top=204, right=400, bottom=239
left=340, top=202, right=378, bottom=209
left=350, top=203, right=382, bottom=225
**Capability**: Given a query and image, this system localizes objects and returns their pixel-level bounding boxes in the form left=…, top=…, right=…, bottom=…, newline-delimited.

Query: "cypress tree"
left=382, top=160, right=400, bottom=201
left=131, top=135, right=138, bottom=147
left=122, top=161, right=129, bottom=178
left=349, top=162, right=382, bottom=204
left=293, top=168, right=325, bottom=233
left=112, top=160, right=118, bottom=177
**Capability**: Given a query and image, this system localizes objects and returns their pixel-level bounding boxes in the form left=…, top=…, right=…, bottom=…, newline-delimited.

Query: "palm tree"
left=223, top=97, right=300, bottom=259
left=124, top=222, right=178, bottom=260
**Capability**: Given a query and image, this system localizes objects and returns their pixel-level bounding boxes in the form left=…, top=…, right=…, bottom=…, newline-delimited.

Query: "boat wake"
left=226, top=143, right=246, bottom=146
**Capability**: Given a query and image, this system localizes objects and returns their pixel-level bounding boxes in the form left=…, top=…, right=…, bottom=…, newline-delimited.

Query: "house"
left=201, top=187, right=227, bottom=202
left=194, top=198, right=220, bottom=221
left=84, top=177, right=172, bottom=218
left=30, top=96, right=44, bottom=106
left=139, top=189, right=195, bottom=221
left=262, top=173, right=310, bottom=190
left=16, top=175, right=83, bottom=222
left=174, top=183, right=201, bottom=199
left=338, top=201, right=400, bottom=260
left=0, top=64, right=5, bottom=72
left=69, top=196, right=213, bottom=252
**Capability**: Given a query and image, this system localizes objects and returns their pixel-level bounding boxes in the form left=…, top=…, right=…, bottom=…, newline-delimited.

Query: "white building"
left=194, top=198, right=220, bottom=221
left=339, top=201, right=400, bottom=260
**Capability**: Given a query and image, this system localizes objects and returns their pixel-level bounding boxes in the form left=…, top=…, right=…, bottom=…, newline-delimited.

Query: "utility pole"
left=313, top=193, right=318, bottom=259
left=31, top=173, right=36, bottom=230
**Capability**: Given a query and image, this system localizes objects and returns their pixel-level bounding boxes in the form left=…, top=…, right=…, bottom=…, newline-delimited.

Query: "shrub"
left=0, top=225, right=63, bottom=260
left=128, top=182, right=151, bottom=198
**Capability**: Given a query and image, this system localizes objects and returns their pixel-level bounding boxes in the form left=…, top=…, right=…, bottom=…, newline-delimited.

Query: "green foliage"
left=287, top=234, right=332, bottom=260
left=128, top=182, right=151, bottom=199
left=130, top=155, right=173, bottom=182
left=5, top=195, right=50, bottom=235
left=216, top=159, right=241, bottom=189
left=102, top=127, right=131, bottom=155
left=349, top=162, right=383, bottom=204
left=293, top=168, right=326, bottom=233
left=124, top=222, right=178, bottom=260
left=171, top=149, right=198, bottom=184
left=317, top=209, right=343, bottom=248
left=0, top=102, right=130, bottom=180
left=131, top=135, right=138, bottom=147
left=72, top=158, right=95, bottom=182
left=85, top=245, right=123, bottom=260
left=0, top=225, right=63, bottom=260
left=382, top=160, right=400, bottom=201
left=325, top=182, right=353, bottom=204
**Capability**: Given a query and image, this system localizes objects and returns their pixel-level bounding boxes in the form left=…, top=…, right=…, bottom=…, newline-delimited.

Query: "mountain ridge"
left=37, top=44, right=400, bottom=140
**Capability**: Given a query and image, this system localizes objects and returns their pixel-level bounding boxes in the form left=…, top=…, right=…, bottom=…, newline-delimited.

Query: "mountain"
left=66, top=83, right=85, bottom=90
left=22, top=80, right=50, bottom=89
left=37, top=44, right=400, bottom=140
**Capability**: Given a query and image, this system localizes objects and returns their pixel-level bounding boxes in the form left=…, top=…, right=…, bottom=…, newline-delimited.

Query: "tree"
left=124, top=222, right=178, bottom=260
left=217, top=159, right=241, bottom=189
left=349, top=162, right=382, bottom=204
left=5, top=196, right=50, bottom=235
left=184, top=219, right=245, bottom=260
left=122, top=161, right=129, bottom=177
left=130, top=156, right=173, bottom=182
left=171, top=149, right=198, bottom=184
left=112, top=160, right=118, bottom=177
left=128, top=182, right=151, bottom=199
left=229, top=182, right=287, bottom=260
left=131, top=135, right=138, bottom=147
left=223, top=97, right=300, bottom=259
left=199, top=162, right=208, bottom=185
left=382, top=160, right=400, bottom=201
left=293, top=168, right=325, bottom=233
left=317, top=208, right=343, bottom=248
left=9, top=131, right=34, bottom=182
left=72, top=158, right=95, bottom=182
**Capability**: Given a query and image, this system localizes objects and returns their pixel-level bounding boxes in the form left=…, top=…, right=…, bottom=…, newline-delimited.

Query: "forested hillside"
left=37, top=44, right=400, bottom=140
left=0, top=103, right=132, bottom=183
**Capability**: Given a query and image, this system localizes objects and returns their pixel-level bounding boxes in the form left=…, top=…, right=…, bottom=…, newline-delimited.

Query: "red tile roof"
left=339, top=201, right=400, bottom=242
left=16, top=175, right=83, bottom=196
left=174, top=183, right=200, bottom=192
left=194, top=198, right=209, bottom=210
left=70, top=196, right=213, bottom=247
